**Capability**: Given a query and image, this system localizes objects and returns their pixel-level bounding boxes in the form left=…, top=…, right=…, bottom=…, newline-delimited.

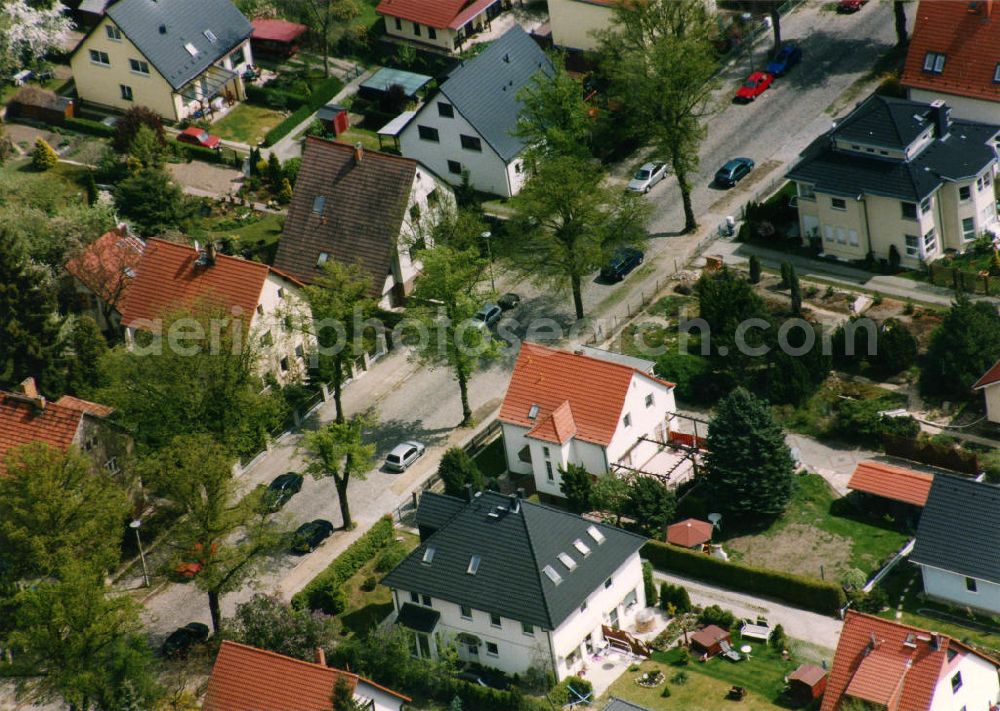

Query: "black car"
left=291, top=519, right=334, bottom=554
left=714, top=157, right=755, bottom=188
left=161, top=622, right=209, bottom=658
left=261, top=472, right=304, bottom=512
left=600, top=247, right=644, bottom=282
left=498, top=292, right=521, bottom=311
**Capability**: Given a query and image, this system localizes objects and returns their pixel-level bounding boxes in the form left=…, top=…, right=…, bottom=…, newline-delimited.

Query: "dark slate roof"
left=833, top=95, right=933, bottom=150
left=415, top=491, right=465, bottom=533
left=396, top=603, right=440, bottom=633
left=911, top=474, right=1000, bottom=583
left=382, top=491, right=646, bottom=630
left=437, top=26, right=553, bottom=163
left=273, top=138, right=417, bottom=293
left=106, top=0, right=251, bottom=91
left=601, top=699, right=654, bottom=711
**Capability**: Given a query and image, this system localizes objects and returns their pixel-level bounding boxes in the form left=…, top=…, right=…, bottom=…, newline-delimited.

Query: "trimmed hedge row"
left=259, top=76, right=345, bottom=147
left=262, top=104, right=312, bottom=147
left=292, top=515, right=395, bottom=612
left=438, top=679, right=549, bottom=711
left=641, top=540, right=846, bottom=615
left=65, top=117, right=116, bottom=137
left=174, top=141, right=238, bottom=164
left=246, top=83, right=309, bottom=111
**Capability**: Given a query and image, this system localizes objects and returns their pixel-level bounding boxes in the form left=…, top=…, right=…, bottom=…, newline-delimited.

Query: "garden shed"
left=689, top=625, right=731, bottom=658
left=6, top=86, right=74, bottom=126
left=667, top=518, right=713, bottom=549
left=250, top=18, right=308, bottom=57
left=787, top=663, right=827, bottom=703
left=316, top=102, right=349, bottom=136
left=359, top=67, right=433, bottom=100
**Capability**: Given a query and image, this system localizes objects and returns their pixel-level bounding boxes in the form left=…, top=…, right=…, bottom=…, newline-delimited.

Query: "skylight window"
left=573, top=539, right=591, bottom=557
left=542, top=565, right=563, bottom=585
left=557, top=552, right=577, bottom=571
left=587, top=525, right=606, bottom=544
left=204, top=29, right=217, bottom=43
left=184, top=42, right=199, bottom=57
left=528, top=404, right=540, bottom=420
left=422, top=547, right=435, bottom=564
left=467, top=555, right=481, bottom=575
left=316, top=252, right=329, bottom=266
left=312, top=195, right=326, bottom=214
left=994, top=62, right=1000, bottom=83
left=922, top=51, right=945, bottom=74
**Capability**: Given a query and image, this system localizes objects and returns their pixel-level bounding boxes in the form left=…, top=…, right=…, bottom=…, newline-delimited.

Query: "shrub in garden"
left=698, top=604, right=735, bottom=629
left=769, top=623, right=787, bottom=651
left=643, top=561, right=658, bottom=607
left=748, top=254, right=761, bottom=284
left=374, top=543, right=407, bottom=573
left=31, top=138, right=58, bottom=170
left=437, top=447, right=483, bottom=498
left=361, top=575, right=378, bottom=592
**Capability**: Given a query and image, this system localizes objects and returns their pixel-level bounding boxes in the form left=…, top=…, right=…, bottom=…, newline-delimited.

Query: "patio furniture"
left=727, top=685, right=747, bottom=701
left=740, top=617, right=771, bottom=641
left=719, top=639, right=743, bottom=662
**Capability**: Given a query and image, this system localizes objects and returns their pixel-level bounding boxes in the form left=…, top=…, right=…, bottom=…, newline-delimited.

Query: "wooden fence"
left=928, top=262, right=1000, bottom=296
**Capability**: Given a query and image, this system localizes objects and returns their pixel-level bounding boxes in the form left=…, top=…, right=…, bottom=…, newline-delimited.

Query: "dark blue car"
left=766, top=43, right=802, bottom=77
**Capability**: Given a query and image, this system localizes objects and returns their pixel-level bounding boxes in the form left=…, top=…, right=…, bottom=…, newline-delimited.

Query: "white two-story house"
left=911, top=473, right=1000, bottom=617
left=498, top=342, right=678, bottom=500
left=273, top=137, right=454, bottom=309
left=787, top=95, right=1000, bottom=271
left=820, top=611, right=1000, bottom=711
left=382, top=489, right=647, bottom=681
left=398, top=26, right=553, bottom=197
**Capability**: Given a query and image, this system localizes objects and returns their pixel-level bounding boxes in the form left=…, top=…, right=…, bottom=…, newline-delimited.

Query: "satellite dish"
left=708, top=512, right=722, bottom=529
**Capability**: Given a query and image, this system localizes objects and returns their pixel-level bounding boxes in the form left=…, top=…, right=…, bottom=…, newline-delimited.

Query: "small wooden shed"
left=250, top=19, right=308, bottom=57
left=689, top=625, right=731, bottom=658
left=787, top=663, right=827, bottom=703
left=6, top=86, right=74, bottom=125
left=316, top=102, right=349, bottom=136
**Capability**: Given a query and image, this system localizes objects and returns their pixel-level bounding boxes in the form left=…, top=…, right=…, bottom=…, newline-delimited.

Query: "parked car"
left=385, top=441, right=425, bottom=472
left=734, top=71, right=774, bottom=102
left=161, top=622, right=209, bottom=658
left=626, top=161, right=668, bottom=193
left=714, top=157, right=755, bottom=188
left=291, top=519, right=334, bottom=554
left=472, top=303, right=502, bottom=330
left=498, top=292, right=521, bottom=311
left=837, top=0, right=867, bottom=11
left=600, top=247, right=644, bottom=282
left=177, top=126, right=222, bottom=150
left=260, top=472, right=303, bottom=512
left=766, top=43, right=802, bottom=77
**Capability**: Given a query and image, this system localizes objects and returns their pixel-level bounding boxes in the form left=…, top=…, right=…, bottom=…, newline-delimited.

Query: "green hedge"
left=641, top=540, right=846, bottom=615
left=259, top=76, right=345, bottom=147
left=292, top=515, right=395, bottom=612
left=435, top=679, right=549, bottom=711
left=246, top=84, right=309, bottom=111
left=262, top=104, right=312, bottom=147
left=173, top=141, right=239, bottom=165
left=65, top=117, right=116, bottom=137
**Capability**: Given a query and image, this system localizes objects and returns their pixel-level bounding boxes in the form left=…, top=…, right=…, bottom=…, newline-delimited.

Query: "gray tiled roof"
left=911, top=474, right=1000, bottom=583
left=106, top=0, right=251, bottom=91
left=382, top=491, right=646, bottom=629
left=437, top=26, right=553, bottom=163
left=834, top=95, right=933, bottom=150
left=601, top=699, right=654, bottom=711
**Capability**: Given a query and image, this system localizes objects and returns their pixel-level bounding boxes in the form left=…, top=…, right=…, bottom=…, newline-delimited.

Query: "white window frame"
left=89, top=49, right=111, bottom=66
left=923, top=51, right=946, bottom=73
left=905, top=234, right=919, bottom=258
left=119, top=84, right=133, bottom=101
left=923, top=228, right=937, bottom=255
left=962, top=217, right=976, bottom=241
left=129, top=58, right=149, bottom=75
left=831, top=197, right=847, bottom=211
left=959, top=185, right=971, bottom=201
left=105, top=24, right=121, bottom=41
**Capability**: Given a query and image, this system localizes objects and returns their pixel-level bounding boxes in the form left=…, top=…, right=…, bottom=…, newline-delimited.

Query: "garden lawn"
left=0, top=158, right=91, bottom=209
left=189, top=210, right=285, bottom=263
left=336, top=530, right=419, bottom=639
left=336, top=127, right=384, bottom=152
left=213, top=103, right=288, bottom=144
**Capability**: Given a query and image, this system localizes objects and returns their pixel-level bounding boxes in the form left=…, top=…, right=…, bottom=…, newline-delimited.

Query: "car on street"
left=626, top=161, right=668, bottom=193
left=161, top=622, right=209, bottom=658
left=472, top=303, right=502, bottom=330
left=291, top=519, right=335, bottom=554
left=498, top=292, right=521, bottom=311
left=714, top=157, right=755, bottom=188
left=837, top=0, right=867, bottom=11
left=734, top=71, right=774, bottom=102
left=385, top=441, right=425, bottom=472
left=766, top=43, right=802, bottom=76
left=260, top=471, right=303, bottom=512
left=600, top=247, right=644, bottom=282
left=177, top=126, right=222, bottom=150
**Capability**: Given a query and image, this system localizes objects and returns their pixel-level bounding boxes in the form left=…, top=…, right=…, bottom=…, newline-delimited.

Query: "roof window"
left=184, top=42, right=199, bottom=57
left=467, top=555, right=481, bottom=575
left=557, top=552, right=577, bottom=571
left=422, top=547, right=435, bottom=564
left=542, top=565, right=562, bottom=585
left=573, top=539, right=591, bottom=557
left=922, top=51, right=945, bottom=74
left=317, top=252, right=329, bottom=266
left=994, top=63, right=1000, bottom=83
left=204, top=29, right=217, bottom=43
left=587, top=525, right=606, bottom=544
left=528, top=404, right=540, bottom=420
left=312, top=195, right=326, bottom=214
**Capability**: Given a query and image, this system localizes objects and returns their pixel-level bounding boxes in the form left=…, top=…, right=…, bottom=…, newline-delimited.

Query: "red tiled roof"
left=499, top=342, right=674, bottom=447
left=55, top=395, right=114, bottom=418
left=974, top=357, right=1000, bottom=389
left=901, top=0, right=1000, bottom=104
left=376, top=0, right=498, bottom=30
left=667, top=518, right=713, bottom=548
left=0, top=392, right=85, bottom=476
left=251, top=18, right=307, bottom=43
left=64, top=227, right=144, bottom=304
left=118, top=239, right=270, bottom=327
left=847, top=461, right=934, bottom=507
left=820, top=611, right=1000, bottom=711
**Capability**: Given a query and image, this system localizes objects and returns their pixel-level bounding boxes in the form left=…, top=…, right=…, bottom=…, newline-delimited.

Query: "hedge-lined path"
left=652, top=570, right=842, bottom=654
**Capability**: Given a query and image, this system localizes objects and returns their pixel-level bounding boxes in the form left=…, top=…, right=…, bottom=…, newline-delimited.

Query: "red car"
left=837, top=0, right=868, bottom=11
left=177, top=126, right=221, bottom=150
left=735, top=71, right=774, bottom=102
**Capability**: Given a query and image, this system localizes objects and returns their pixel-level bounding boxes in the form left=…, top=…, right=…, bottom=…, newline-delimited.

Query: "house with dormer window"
left=69, top=0, right=253, bottom=121
left=382, top=489, right=647, bottom=681
left=787, top=94, right=1000, bottom=270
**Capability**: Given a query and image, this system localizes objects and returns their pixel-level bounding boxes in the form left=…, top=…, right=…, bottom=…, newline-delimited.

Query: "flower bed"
left=636, top=670, right=665, bottom=688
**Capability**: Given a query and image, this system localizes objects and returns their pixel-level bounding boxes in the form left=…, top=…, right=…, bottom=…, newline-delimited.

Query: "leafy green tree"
left=448, top=697, right=464, bottom=711
left=515, top=54, right=594, bottom=162
left=113, top=168, right=192, bottom=237
left=31, top=137, right=58, bottom=170
left=788, top=265, right=801, bottom=315
left=332, top=675, right=366, bottom=711
left=8, top=561, right=159, bottom=711
left=126, top=125, right=165, bottom=170
left=292, top=0, right=361, bottom=76
left=266, top=152, right=283, bottom=190
left=654, top=353, right=713, bottom=404
left=64, top=316, right=109, bottom=397
left=627, top=476, right=676, bottom=538
left=694, top=267, right=769, bottom=375
left=920, top=293, right=1000, bottom=399
left=748, top=255, right=761, bottom=284
left=408, top=245, right=498, bottom=426
left=872, top=319, right=918, bottom=377
left=301, top=415, right=377, bottom=531
left=506, top=155, right=649, bottom=319
left=704, top=387, right=795, bottom=517
left=438, top=447, right=484, bottom=499
left=0, top=442, right=128, bottom=580
left=642, top=560, right=658, bottom=606
left=893, top=0, right=909, bottom=47
left=599, top=0, right=719, bottom=233
left=591, top=474, right=630, bottom=526
left=113, top=105, right=166, bottom=154
left=226, top=593, right=335, bottom=662
left=559, top=463, right=594, bottom=513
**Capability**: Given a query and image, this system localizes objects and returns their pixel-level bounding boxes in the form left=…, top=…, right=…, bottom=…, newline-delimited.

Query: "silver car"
left=626, top=161, right=667, bottom=193
left=385, top=441, right=425, bottom=472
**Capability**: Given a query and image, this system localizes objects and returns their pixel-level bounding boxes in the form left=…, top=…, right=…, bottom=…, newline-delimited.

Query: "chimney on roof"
left=315, top=647, right=326, bottom=666
left=987, top=0, right=994, bottom=18
left=464, top=483, right=474, bottom=502
left=15, top=377, right=46, bottom=411
left=517, top=487, right=525, bottom=500
left=509, top=492, right=520, bottom=514
left=929, top=99, right=951, bottom=139
left=354, top=142, right=364, bottom=165
left=930, top=632, right=941, bottom=651
left=206, top=241, right=217, bottom=265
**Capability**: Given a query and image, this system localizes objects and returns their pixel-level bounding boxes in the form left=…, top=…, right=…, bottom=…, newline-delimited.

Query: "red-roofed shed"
left=787, top=663, right=827, bottom=703
left=667, top=518, right=713, bottom=549
left=251, top=19, right=307, bottom=57
left=847, top=461, right=934, bottom=508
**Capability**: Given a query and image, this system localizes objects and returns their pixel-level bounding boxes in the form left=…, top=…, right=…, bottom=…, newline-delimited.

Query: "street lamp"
left=481, top=230, right=496, bottom=293
left=130, top=519, right=149, bottom=588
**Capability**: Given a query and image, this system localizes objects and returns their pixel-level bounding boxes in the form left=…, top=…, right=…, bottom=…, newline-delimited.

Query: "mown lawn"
left=188, top=210, right=285, bottom=263
left=0, top=158, right=91, bottom=209
left=336, top=530, right=419, bottom=639
left=213, top=103, right=289, bottom=144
